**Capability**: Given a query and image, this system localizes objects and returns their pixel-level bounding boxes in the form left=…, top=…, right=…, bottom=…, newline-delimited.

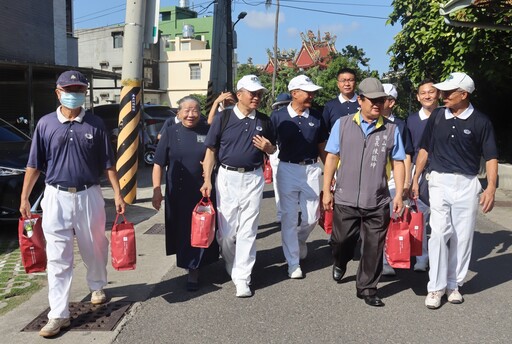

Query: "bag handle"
left=199, top=197, right=213, bottom=206
left=114, top=213, right=128, bottom=225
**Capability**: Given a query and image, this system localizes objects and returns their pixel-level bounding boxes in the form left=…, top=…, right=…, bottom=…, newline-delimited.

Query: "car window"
left=0, top=122, right=27, bottom=142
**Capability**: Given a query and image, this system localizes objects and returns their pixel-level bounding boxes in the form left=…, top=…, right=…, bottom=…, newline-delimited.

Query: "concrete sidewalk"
left=1, top=164, right=511, bottom=344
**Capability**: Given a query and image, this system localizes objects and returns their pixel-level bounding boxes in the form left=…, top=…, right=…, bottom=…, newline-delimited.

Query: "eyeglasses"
left=441, top=89, right=465, bottom=97
left=337, top=79, right=355, bottom=84
left=361, top=96, right=386, bottom=104
left=244, top=90, right=263, bottom=98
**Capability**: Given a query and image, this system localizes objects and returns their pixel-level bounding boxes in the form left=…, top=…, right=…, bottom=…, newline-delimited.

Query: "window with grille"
left=189, top=64, right=201, bottom=80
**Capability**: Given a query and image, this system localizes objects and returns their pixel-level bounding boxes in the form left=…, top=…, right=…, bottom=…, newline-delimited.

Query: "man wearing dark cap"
left=412, top=72, right=498, bottom=309
left=322, top=77, right=406, bottom=307
left=20, top=70, right=126, bottom=337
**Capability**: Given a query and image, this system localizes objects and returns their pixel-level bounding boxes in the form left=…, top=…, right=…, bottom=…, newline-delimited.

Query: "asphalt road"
left=113, top=182, right=512, bottom=344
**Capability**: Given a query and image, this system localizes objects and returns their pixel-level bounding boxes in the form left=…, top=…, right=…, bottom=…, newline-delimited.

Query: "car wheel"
left=144, top=150, right=155, bottom=165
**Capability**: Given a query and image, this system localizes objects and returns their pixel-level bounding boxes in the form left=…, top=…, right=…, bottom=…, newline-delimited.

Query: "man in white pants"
left=412, top=72, right=498, bottom=309
left=271, top=75, right=328, bottom=279
left=201, top=75, right=276, bottom=298
left=19, top=70, right=126, bottom=338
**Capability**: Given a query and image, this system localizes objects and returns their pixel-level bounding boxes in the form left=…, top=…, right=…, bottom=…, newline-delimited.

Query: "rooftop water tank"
left=179, top=0, right=189, bottom=9
left=183, top=24, right=195, bottom=39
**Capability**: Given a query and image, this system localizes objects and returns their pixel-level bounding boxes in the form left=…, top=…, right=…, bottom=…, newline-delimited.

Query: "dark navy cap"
left=56, top=70, right=89, bottom=88
left=271, top=93, right=292, bottom=110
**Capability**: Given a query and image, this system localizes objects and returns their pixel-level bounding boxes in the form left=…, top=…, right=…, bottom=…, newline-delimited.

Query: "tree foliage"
left=388, top=0, right=512, bottom=161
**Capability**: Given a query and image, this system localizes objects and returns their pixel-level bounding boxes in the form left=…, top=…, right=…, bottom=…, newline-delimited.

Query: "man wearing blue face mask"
left=20, top=70, right=126, bottom=338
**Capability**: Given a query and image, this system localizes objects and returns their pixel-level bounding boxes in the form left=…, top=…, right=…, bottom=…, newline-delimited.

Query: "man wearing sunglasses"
left=322, top=77, right=406, bottom=307
left=411, top=72, right=498, bottom=309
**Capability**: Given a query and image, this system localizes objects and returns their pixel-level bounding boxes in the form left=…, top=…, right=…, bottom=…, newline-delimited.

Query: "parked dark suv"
left=86, top=104, right=177, bottom=164
left=0, top=118, right=45, bottom=223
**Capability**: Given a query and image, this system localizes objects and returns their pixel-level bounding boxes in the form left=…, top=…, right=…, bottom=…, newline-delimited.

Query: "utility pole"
left=206, top=0, right=230, bottom=113
left=117, top=0, right=146, bottom=204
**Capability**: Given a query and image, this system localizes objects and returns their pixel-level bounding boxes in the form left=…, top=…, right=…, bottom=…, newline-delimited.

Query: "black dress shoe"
left=332, top=265, right=346, bottom=282
left=362, top=295, right=385, bottom=307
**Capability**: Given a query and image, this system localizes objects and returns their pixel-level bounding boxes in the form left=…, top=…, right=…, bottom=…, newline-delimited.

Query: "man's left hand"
left=480, top=188, right=496, bottom=213
left=253, top=135, right=274, bottom=154
left=115, top=194, right=126, bottom=214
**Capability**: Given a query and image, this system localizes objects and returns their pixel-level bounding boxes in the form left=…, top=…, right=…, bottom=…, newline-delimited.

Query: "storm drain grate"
left=21, top=301, right=132, bottom=332
left=144, top=223, right=165, bottom=234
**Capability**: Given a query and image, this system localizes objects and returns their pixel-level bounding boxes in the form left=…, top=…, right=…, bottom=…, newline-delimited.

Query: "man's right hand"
left=200, top=181, right=212, bottom=198
left=322, top=190, right=333, bottom=211
left=19, top=199, right=32, bottom=219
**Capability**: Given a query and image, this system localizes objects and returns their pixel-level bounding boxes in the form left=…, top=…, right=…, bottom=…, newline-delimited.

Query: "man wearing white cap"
left=201, top=75, right=276, bottom=298
left=412, top=72, right=498, bottom=309
left=322, top=77, right=406, bottom=307
left=380, top=84, right=414, bottom=276
left=271, top=75, right=328, bottom=279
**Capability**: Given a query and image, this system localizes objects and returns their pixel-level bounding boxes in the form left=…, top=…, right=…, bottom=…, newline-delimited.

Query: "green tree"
left=388, top=0, right=512, bottom=161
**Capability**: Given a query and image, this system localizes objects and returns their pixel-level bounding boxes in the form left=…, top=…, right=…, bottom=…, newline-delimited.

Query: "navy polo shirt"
left=406, top=110, right=429, bottom=164
left=420, top=105, right=498, bottom=175
left=27, top=108, right=115, bottom=187
left=388, top=114, right=414, bottom=156
left=271, top=104, right=328, bottom=162
left=204, top=106, right=275, bottom=169
left=322, top=94, right=359, bottom=130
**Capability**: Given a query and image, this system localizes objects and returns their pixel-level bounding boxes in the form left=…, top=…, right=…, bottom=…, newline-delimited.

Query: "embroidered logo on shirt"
left=256, top=126, right=263, bottom=131
left=308, top=122, right=315, bottom=127
left=197, top=135, right=206, bottom=143
left=85, top=133, right=93, bottom=139
left=463, top=129, right=471, bottom=135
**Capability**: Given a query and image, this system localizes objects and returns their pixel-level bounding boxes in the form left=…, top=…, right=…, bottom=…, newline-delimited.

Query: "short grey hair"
left=177, top=96, right=201, bottom=111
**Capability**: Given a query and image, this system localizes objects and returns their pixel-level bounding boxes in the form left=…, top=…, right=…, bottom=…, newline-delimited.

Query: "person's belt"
left=220, top=164, right=259, bottom=173
left=50, top=183, right=94, bottom=193
left=283, top=159, right=317, bottom=165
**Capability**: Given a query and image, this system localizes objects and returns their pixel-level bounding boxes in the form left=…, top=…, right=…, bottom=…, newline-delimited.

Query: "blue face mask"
left=60, top=92, right=86, bottom=109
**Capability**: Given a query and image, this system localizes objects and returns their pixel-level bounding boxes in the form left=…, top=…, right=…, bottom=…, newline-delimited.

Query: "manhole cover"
left=144, top=223, right=165, bottom=234
left=21, top=301, right=132, bottom=332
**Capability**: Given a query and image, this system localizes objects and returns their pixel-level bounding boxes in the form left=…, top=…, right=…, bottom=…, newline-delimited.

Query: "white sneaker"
left=39, top=318, right=71, bottom=337
left=447, top=288, right=464, bottom=304
left=382, top=264, right=396, bottom=276
left=235, top=282, right=252, bottom=298
left=414, top=260, right=428, bottom=272
left=299, top=241, right=308, bottom=260
left=288, top=265, right=303, bottom=279
left=425, top=290, right=445, bottom=309
left=91, top=289, right=107, bottom=305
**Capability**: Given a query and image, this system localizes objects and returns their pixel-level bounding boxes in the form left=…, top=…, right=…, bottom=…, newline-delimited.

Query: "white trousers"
left=269, top=148, right=281, bottom=221
left=276, top=162, right=321, bottom=267
left=427, top=171, right=481, bottom=292
left=41, top=184, right=108, bottom=319
left=215, top=167, right=264, bottom=284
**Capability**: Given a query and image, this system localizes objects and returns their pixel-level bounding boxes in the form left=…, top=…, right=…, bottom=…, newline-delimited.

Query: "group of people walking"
left=20, top=69, right=498, bottom=338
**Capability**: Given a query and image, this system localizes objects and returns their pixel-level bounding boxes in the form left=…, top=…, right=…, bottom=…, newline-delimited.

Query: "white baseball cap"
left=383, top=83, right=398, bottom=99
left=288, top=75, right=322, bottom=92
left=433, top=72, right=475, bottom=94
left=237, top=75, right=267, bottom=92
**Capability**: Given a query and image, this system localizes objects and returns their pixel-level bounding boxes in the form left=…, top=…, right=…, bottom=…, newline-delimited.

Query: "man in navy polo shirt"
left=322, top=77, right=405, bottom=307
left=19, top=70, right=126, bottom=338
left=405, top=79, right=440, bottom=272
left=201, top=75, right=275, bottom=298
left=322, top=67, right=360, bottom=131
left=411, top=72, right=498, bottom=309
left=271, top=75, right=328, bottom=279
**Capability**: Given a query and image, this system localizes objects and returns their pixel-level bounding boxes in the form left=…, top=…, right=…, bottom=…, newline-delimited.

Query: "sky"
left=73, top=0, right=402, bottom=74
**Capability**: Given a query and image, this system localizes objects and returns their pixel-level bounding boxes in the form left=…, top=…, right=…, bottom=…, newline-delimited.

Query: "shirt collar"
left=444, top=103, right=474, bottom=120
left=287, top=103, right=310, bottom=118
left=57, top=106, right=85, bottom=123
left=353, top=111, right=385, bottom=128
left=338, top=93, right=358, bottom=104
left=234, top=104, right=256, bottom=120
left=418, top=108, right=429, bottom=120
left=387, top=113, right=396, bottom=122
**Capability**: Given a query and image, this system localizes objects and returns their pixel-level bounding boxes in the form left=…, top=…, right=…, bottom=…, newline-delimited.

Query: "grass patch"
left=0, top=236, right=47, bottom=316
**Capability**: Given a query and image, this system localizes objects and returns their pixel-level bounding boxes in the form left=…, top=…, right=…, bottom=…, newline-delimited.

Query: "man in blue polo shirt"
left=201, top=75, right=276, bottom=298
left=19, top=70, right=126, bottom=338
left=271, top=75, right=328, bottom=279
left=412, top=72, right=498, bottom=309
left=322, top=77, right=405, bottom=307
left=322, top=67, right=360, bottom=131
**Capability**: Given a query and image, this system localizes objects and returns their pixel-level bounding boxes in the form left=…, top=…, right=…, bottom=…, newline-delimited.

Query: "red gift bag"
left=263, top=155, right=272, bottom=184
left=18, top=215, right=47, bottom=273
left=318, top=191, right=333, bottom=235
left=385, top=213, right=411, bottom=269
left=111, top=214, right=137, bottom=271
left=191, top=197, right=216, bottom=248
left=408, top=200, right=424, bottom=257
